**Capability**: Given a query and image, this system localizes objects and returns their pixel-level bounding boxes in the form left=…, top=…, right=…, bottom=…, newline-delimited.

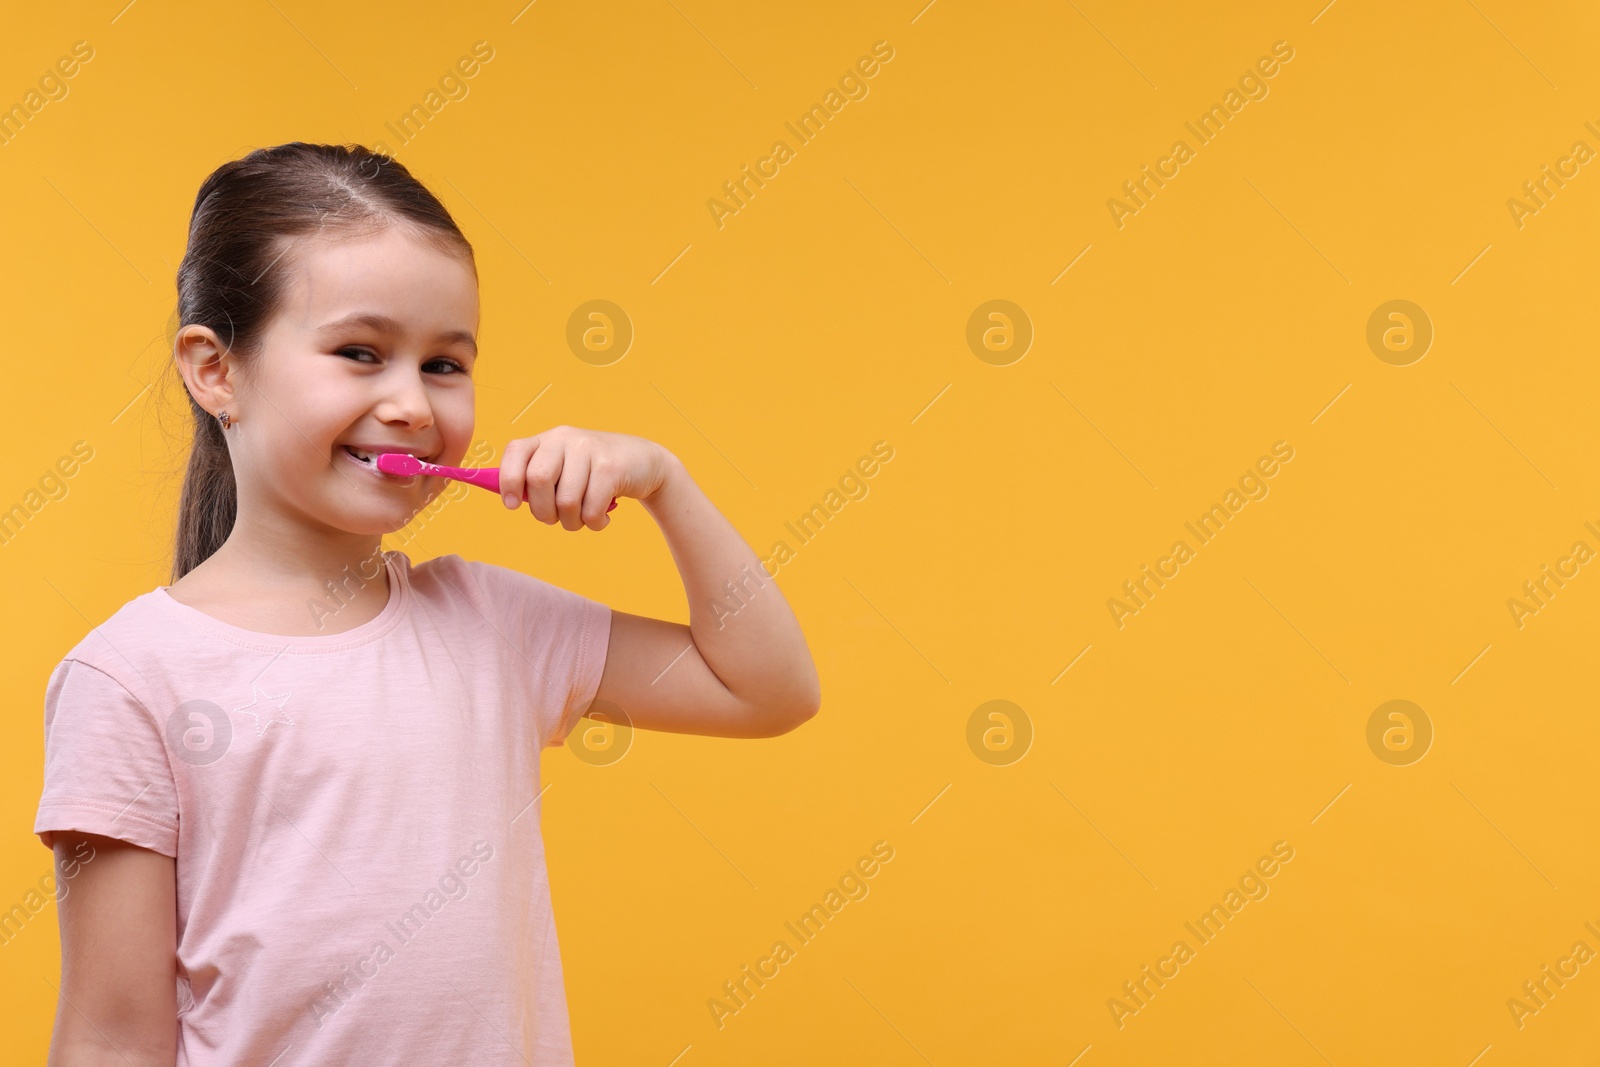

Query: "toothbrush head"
left=375, top=453, right=425, bottom=477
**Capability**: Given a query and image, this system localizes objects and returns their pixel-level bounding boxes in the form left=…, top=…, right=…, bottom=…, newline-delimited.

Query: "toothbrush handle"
left=427, top=463, right=618, bottom=512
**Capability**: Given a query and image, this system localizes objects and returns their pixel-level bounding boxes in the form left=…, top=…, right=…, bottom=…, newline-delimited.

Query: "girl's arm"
left=592, top=451, right=822, bottom=738
left=500, top=429, right=822, bottom=738
left=48, top=832, right=177, bottom=1067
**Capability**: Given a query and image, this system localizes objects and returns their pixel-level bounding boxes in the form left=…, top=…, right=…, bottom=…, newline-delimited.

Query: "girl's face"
left=226, top=224, right=480, bottom=537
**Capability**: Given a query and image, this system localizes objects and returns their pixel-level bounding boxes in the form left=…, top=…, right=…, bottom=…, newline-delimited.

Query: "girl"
left=34, top=141, right=820, bottom=1067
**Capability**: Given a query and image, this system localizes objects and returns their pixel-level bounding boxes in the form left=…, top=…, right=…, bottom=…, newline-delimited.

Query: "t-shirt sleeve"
left=459, top=559, right=613, bottom=750
left=34, top=658, right=181, bottom=858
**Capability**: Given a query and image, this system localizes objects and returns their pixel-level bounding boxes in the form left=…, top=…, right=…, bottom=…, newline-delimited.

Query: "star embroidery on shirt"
left=234, top=683, right=294, bottom=738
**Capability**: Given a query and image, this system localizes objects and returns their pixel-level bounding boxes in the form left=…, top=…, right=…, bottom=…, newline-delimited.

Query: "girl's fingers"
left=554, top=451, right=591, bottom=531
left=499, top=437, right=537, bottom=509
left=500, top=429, right=616, bottom=530
left=524, top=441, right=565, bottom=524
left=580, top=461, right=613, bottom=532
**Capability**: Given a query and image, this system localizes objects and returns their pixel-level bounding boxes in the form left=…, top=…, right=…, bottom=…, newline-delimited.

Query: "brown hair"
left=168, top=142, right=475, bottom=582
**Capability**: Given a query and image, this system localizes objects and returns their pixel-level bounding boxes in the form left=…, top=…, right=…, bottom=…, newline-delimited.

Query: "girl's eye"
left=337, top=348, right=467, bottom=375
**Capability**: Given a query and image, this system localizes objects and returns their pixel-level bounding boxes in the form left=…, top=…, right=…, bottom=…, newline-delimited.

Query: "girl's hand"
left=498, top=426, right=673, bottom=531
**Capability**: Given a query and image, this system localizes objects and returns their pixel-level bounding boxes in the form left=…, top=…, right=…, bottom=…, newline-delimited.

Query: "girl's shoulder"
left=407, top=552, right=594, bottom=606
left=405, top=551, right=609, bottom=636
left=56, top=585, right=170, bottom=660
left=43, top=586, right=177, bottom=715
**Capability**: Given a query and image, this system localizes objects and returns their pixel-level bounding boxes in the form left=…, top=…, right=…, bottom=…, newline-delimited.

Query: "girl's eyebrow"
left=317, top=311, right=478, bottom=356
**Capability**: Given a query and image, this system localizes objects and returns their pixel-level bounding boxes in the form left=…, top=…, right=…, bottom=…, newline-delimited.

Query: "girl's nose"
left=375, top=374, right=434, bottom=430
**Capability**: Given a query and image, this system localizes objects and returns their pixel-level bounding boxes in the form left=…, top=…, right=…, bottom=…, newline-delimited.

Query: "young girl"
left=34, top=141, right=820, bottom=1067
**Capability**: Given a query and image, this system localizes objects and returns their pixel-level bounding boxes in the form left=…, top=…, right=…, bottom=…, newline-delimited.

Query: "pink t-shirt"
left=33, top=550, right=611, bottom=1066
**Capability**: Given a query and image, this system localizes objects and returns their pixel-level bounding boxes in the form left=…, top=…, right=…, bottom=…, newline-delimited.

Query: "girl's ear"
left=175, top=325, right=238, bottom=415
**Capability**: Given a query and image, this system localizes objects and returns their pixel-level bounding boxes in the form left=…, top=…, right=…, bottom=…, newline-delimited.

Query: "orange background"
left=4, top=1, right=1600, bottom=1063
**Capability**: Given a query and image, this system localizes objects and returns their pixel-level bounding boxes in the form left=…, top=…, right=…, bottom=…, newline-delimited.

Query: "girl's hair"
left=169, top=142, right=475, bottom=583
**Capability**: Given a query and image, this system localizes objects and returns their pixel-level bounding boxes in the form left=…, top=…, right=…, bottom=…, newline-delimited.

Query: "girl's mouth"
left=339, top=445, right=417, bottom=481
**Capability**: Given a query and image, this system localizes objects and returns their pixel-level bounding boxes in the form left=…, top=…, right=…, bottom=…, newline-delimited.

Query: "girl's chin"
left=328, top=495, right=438, bottom=536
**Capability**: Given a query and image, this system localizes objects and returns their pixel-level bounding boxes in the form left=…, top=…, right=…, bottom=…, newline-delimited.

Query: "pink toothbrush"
left=374, top=453, right=618, bottom=512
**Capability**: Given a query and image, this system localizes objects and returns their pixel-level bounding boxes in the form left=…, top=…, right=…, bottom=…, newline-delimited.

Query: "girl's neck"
left=167, top=521, right=394, bottom=637
left=206, top=526, right=387, bottom=590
